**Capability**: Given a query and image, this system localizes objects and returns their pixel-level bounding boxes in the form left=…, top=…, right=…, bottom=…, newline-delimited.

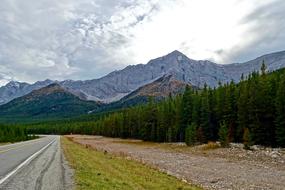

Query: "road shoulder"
left=61, top=136, right=200, bottom=190
left=67, top=135, right=285, bottom=190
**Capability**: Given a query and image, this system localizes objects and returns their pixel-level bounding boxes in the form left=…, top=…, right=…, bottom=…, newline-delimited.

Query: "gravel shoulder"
left=62, top=137, right=200, bottom=190
left=68, top=135, right=285, bottom=190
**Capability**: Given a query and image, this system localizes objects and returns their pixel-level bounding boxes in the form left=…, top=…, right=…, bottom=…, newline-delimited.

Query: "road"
left=0, top=136, right=73, bottom=190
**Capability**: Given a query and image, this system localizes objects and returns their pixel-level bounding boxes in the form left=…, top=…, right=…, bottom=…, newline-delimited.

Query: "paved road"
left=0, top=136, right=73, bottom=190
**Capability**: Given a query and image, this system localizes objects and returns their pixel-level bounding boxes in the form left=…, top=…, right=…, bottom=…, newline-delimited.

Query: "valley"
left=1, top=1, right=285, bottom=189
left=0, top=51, right=285, bottom=189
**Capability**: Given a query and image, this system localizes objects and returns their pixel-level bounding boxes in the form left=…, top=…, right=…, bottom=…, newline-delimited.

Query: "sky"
left=0, top=0, right=285, bottom=86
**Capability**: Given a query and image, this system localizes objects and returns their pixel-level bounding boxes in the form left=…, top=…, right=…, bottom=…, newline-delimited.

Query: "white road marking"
left=0, top=138, right=57, bottom=185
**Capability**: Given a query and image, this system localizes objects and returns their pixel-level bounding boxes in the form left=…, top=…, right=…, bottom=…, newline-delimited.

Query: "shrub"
left=243, top=128, right=252, bottom=150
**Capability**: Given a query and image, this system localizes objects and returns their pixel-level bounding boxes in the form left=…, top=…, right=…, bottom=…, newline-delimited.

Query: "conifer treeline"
left=0, top=125, right=35, bottom=143
left=29, top=66, right=285, bottom=147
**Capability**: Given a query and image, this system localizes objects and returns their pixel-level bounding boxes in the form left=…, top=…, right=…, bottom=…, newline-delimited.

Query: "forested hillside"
left=28, top=64, right=285, bottom=147
left=0, top=84, right=100, bottom=121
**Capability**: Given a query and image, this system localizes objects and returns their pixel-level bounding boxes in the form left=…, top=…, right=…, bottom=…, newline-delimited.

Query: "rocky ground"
left=68, top=135, right=285, bottom=190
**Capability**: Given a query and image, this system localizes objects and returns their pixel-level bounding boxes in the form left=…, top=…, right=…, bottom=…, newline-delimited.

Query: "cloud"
left=211, top=0, right=285, bottom=63
left=125, top=0, right=285, bottom=64
left=0, top=0, right=284, bottom=85
left=227, top=0, right=285, bottom=63
left=0, top=71, right=13, bottom=86
left=0, top=0, right=165, bottom=84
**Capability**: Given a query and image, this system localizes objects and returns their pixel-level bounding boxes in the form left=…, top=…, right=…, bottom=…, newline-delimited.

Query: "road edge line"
left=0, top=138, right=57, bottom=185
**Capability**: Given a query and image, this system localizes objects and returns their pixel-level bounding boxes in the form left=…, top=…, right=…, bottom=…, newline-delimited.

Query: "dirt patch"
left=66, top=135, right=285, bottom=190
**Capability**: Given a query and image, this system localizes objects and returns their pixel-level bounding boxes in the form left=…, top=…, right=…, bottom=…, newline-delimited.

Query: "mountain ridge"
left=1, top=50, right=285, bottom=105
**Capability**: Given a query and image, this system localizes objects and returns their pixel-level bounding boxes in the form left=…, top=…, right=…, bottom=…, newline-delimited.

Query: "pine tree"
left=185, top=123, right=197, bottom=146
left=180, top=86, right=193, bottom=141
left=260, top=63, right=276, bottom=146
left=208, top=88, right=218, bottom=141
left=247, top=64, right=275, bottom=146
left=215, top=82, right=226, bottom=123
left=191, top=91, right=201, bottom=126
left=200, top=84, right=213, bottom=141
left=224, top=81, right=237, bottom=142
left=261, top=60, right=267, bottom=75
left=237, top=79, right=249, bottom=142
left=247, top=72, right=263, bottom=145
left=275, top=74, right=285, bottom=147
left=219, top=121, right=229, bottom=147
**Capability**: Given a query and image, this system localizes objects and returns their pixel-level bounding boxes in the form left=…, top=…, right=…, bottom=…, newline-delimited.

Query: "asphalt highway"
left=0, top=136, right=73, bottom=190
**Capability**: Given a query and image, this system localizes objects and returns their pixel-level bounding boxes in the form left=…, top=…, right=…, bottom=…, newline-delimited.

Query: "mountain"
left=0, top=79, right=54, bottom=105
left=1, top=50, right=285, bottom=105
left=92, top=74, right=190, bottom=113
left=122, top=74, right=189, bottom=100
left=0, top=83, right=100, bottom=120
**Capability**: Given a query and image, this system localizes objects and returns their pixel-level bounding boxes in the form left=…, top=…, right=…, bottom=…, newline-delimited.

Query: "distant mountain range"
left=0, top=84, right=100, bottom=120
left=1, top=50, right=285, bottom=107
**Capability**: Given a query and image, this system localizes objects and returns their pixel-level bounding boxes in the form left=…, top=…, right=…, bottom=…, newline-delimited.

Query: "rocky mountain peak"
left=26, top=83, right=66, bottom=98
left=166, top=50, right=185, bottom=57
left=6, top=81, right=22, bottom=88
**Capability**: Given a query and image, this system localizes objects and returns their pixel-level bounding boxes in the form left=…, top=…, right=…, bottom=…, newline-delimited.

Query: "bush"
left=243, top=128, right=252, bottom=150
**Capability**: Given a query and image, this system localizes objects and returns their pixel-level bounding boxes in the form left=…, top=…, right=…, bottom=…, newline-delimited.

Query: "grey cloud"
left=0, top=71, right=13, bottom=86
left=0, top=0, right=163, bottom=83
left=217, top=0, right=285, bottom=64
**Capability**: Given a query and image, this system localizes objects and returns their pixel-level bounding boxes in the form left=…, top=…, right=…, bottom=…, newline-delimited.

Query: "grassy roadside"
left=61, top=137, right=202, bottom=190
left=0, top=142, right=10, bottom=146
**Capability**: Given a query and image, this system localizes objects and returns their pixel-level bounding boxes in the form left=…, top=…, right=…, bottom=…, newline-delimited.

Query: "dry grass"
left=111, top=139, right=219, bottom=153
left=201, top=142, right=220, bottom=151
